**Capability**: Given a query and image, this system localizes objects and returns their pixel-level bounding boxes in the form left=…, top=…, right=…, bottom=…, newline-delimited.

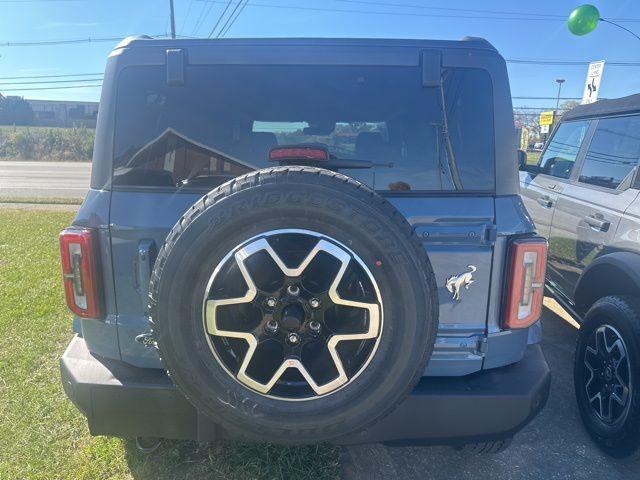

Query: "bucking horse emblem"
left=445, top=265, right=476, bottom=301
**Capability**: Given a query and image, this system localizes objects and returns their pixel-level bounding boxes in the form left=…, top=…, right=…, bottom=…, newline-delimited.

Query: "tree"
left=513, top=108, right=541, bottom=144
left=558, top=100, right=580, bottom=115
left=0, top=96, right=35, bottom=125
left=513, top=100, right=581, bottom=146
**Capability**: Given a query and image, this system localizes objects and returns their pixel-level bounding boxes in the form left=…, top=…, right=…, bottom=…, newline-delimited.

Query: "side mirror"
left=517, top=149, right=527, bottom=170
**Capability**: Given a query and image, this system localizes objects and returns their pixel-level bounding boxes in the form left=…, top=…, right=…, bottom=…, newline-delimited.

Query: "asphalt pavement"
left=342, top=299, right=638, bottom=479
left=0, top=161, right=91, bottom=198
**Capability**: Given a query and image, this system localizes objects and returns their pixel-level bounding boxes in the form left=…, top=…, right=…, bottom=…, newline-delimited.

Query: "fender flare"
left=574, top=251, right=640, bottom=312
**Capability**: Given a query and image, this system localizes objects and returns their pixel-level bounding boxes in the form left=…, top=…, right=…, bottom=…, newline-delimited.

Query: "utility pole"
left=555, top=78, right=565, bottom=112
left=169, top=0, right=176, bottom=39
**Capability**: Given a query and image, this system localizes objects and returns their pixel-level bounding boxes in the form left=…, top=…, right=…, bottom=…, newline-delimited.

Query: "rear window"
left=113, top=64, right=495, bottom=192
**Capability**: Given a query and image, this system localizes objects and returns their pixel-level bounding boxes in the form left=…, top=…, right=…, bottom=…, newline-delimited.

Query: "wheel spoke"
left=609, top=338, right=626, bottom=360
left=583, top=324, right=633, bottom=424
left=595, top=327, right=608, bottom=359
left=203, top=231, right=382, bottom=399
left=588, top=391, right=605, bottom=419
left=611, top=386, right=629, bottom=407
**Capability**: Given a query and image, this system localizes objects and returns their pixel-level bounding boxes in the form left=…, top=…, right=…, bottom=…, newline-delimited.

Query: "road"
left=0, top=161, right=91, bottom=198
left=342, top=300, right=637, bottom=480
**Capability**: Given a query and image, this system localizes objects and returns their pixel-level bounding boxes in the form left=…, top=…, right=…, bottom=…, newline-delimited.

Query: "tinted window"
left=539, top=120, right=589, bottom=179
left=113, top=65, right=494, bottom=191
left=578, top=115, right=640, bottom=190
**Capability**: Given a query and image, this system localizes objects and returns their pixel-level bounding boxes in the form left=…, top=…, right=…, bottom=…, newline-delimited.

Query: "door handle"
left=584, top=215, right=610, bottom=232
left=536, top=196, right=553, bottom=208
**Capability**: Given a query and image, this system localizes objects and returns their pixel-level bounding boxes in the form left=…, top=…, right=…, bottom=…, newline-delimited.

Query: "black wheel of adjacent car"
left=149, top=167, right=439, bottom=444
left=574, top=295, right=640, bottom=459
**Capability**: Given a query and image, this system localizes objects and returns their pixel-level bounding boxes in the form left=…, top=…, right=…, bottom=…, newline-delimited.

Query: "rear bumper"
left=60, top=335, right=550, bottom=445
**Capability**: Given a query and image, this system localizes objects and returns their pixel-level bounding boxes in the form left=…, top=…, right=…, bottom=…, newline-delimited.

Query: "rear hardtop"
left=91, top=36, right=518, bottom=196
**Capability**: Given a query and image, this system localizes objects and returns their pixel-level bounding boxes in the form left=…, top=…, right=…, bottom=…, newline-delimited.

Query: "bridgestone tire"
left=149, top=167, right=438, bottom=444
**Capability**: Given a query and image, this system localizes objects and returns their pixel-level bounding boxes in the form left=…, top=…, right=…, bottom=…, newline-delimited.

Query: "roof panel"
left=562, top=93, right=640, bottom=121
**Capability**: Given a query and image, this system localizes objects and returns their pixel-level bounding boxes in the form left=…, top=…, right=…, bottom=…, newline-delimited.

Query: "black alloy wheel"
left=204, top=229, right=383, bottom=400
left=575, top=295, right=640, bottom=459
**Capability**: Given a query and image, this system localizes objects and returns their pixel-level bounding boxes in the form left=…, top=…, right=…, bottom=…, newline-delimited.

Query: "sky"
left=0, top=0, right=638, bottom=112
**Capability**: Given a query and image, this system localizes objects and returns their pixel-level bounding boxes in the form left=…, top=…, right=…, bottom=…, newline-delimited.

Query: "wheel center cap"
left=604, top=366, right=613, bottom=381
left=280, top=303, right=305, bottom=331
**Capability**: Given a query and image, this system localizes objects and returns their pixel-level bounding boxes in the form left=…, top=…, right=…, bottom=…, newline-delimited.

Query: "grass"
left=0, top=125, right=91, bottom=132
left=0, top=209, right=340, bottom=480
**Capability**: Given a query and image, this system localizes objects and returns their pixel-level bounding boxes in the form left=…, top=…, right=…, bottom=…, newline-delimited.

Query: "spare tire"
left=149, top=167, right=438, bottom=444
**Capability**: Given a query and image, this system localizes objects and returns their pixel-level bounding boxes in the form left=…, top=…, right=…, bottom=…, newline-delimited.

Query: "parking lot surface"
left=342, top=301, right=637, bottom=479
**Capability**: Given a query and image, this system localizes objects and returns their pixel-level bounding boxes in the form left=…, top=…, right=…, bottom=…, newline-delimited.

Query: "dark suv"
left=59, top=36, right=550, bottom=449
left=520, top=94, right=640, bottom=458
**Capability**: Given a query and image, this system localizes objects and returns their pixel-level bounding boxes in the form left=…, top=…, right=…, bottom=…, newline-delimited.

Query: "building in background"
left=26, top=99, right=99, bottom=128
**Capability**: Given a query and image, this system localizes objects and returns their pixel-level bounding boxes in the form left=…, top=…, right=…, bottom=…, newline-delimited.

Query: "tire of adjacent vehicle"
left=149, top=166, right=439, bottom=444
left=574, top=295, right=640, bottom=459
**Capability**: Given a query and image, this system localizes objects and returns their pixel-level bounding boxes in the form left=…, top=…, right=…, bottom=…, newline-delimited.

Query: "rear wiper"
left=322, top=158, right=394, bottom=170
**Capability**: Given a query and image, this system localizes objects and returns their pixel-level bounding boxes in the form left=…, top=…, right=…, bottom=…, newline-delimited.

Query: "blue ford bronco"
left=59, top=36, right=550, bottom=450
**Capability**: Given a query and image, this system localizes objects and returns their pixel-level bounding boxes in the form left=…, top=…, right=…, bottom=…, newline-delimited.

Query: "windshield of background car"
left=113, top=64, right=495, bottom=192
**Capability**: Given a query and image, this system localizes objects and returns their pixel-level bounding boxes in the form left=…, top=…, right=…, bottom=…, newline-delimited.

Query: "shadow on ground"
left=121, top=438, right=340, bottom=480
left=341, top=306, right=638, bottom=479
left=117, top=305, right=637, bottom=479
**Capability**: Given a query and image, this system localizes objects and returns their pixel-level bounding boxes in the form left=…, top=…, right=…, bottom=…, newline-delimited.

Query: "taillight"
left=59, top=227, right=101, bottom=318
left=503, top=237, right=547, bottom=329
left=269, top=146, right=329, bottom=162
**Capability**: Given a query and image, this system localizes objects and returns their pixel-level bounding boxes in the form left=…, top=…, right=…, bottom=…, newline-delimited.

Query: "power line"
left=0, top=36, right=123, bottom=47
left=219, top=0, right=249, bottom=37
left=0, top=77, right=102, bottom=86
left=194, top=1, right=640, bottom=23
left=0, top=84, right=102, bottom=91
left=335, top=0, right=640, bottom=23
left=508, top=58, right=640, bottom=67
left=513, top=96, right=582, bottom=100
left=0, top=0, right=83, bottom=3
left=207, top=0, right=234, bottom=38
left=0, top=72, right=102, bottom=80
left=190, top=1, right=209, bottom=34
left=192, top=0, right=217, bottom=35
left=0, top=34, right=168, bottom=47
left=180, top=0, right=194, bottom=34
left=216, top=0, right=242, bottom=38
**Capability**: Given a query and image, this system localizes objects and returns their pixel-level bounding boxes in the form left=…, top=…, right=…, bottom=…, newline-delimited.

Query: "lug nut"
left=266, top=297, right=277, bottom=308
left=265, top=319, right=279, bottom=334
left=287, top=285, right=300, bottom=297
left=309, top=320, right=321, bottom=335
left=310, top=298, right=321, bottom=309
left=287, top=332, right=300, bottom=345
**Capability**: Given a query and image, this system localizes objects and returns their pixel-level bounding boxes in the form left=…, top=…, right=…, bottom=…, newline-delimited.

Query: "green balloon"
left=568, top=4, right=600, bottom=35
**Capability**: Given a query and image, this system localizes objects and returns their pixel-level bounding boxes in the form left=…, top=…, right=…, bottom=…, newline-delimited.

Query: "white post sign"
left=581, top=60, right=605, bottom=105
